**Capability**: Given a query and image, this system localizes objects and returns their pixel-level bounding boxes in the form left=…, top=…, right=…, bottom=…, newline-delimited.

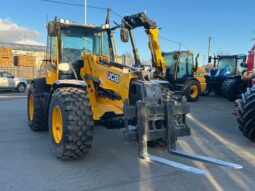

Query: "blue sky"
left=0, top=0, right=255, bottom=64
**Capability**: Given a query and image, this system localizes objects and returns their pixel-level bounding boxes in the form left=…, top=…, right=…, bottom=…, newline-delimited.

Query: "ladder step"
left=143, top=153, right=208, bottom=175
left=169, top=149, right=243, bottom=169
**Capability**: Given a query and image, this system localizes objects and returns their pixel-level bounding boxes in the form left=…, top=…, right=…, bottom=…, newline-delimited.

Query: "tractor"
left=162, top=50, right=207, bottom=101
left=204, top=54, right=247, bottom=97
left=27, top=12, right=241, bottom=174
left=224, top=46, right=255, bottom=101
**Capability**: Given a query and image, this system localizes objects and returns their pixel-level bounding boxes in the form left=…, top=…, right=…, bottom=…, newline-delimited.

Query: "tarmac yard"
left=0, top=93, right=255, bottom=191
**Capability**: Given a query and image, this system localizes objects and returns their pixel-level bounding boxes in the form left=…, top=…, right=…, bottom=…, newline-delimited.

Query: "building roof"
left=0, top=42, right=46, bottom=52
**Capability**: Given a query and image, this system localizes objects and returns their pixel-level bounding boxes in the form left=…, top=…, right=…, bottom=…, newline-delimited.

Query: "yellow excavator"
left=27, top=12, right=241, bottom=174
left=162, top=50, right=207, bottom=101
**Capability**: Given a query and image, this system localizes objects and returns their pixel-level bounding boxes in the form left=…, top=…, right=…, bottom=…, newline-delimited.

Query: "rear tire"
left=236, top=87, right=255, bottom=142
left=185, top=80, right=201, bottom=102
left=27, top=78, right=50, bottom=131
left=225, top=79, right=237, bottom=102
left=48, top=87, right=94, bottom=160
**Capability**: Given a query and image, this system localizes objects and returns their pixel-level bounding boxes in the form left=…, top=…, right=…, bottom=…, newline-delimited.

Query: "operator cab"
left=162, top=51, right=195, bottom=84
left=46, top=18, right=115, bottom=80
left=208, top=55, right=247, bottom=77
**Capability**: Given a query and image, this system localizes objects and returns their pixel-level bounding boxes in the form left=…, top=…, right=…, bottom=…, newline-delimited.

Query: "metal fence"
left=0, top=66, right=39, bottom=79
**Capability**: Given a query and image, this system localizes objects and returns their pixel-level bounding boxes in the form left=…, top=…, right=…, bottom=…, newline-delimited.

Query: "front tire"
left=236, top=87, right=255, bottom=142
left=225, top=79, right=237, bottom=102
left=221, top=80, right=228, bottom=98
left=48, top=87, right=94, bottom=160
left=185, top=80, right=201, bottom=102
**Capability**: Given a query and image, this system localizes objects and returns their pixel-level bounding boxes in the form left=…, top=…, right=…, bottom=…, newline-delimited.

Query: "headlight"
left=58, top=63, right=70, bottom=71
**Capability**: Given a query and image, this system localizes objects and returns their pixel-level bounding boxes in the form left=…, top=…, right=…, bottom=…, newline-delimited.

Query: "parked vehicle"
left=224, top=45, right=255, bottom=101
left=0, top=70, right=27, bottom=92
left=204, top=54, right=246, bottom=96
left=162, top=50, right=207, bottom=101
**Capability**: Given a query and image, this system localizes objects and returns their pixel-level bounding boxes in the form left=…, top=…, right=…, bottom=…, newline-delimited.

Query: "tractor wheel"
left=221, top=80, right=229, bottom=98
left=27, top=78, right=50, bottom=131
left=236, top=86, right=255, bottom=142
left=185, top=80, right=201, bottom=102
left=48, top=87, right=94, bottom=160
left=225, top=79, right=237, bottom=102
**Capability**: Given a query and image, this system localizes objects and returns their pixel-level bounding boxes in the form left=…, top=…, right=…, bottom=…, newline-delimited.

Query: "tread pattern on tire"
left=221, top=80, right=229, bottom=98
left=236, top=86, right=255, bottom=142
left=225, top=79, right=237, bottom=101
left=27, top=78, right=49, bottom=131
left=49, top=87, right=94, bottom=160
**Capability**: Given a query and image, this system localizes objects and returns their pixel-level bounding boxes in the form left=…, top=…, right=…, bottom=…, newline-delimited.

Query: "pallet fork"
left=124, top=93, right=242, bottom=175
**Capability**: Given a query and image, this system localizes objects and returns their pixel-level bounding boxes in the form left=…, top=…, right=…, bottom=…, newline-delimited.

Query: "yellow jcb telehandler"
left=27, top=12, right=241, bottom=174
left=162, top=50, right=207, bottom=101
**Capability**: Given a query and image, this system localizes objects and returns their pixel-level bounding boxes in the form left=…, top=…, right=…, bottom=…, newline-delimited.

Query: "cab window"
left=46, top=36, right=57, bottom=64
left=3, top=72, right=13, bottom=78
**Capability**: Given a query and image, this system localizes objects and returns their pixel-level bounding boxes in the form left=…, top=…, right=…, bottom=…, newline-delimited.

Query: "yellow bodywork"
left=194, top=67, right=207, bottom=94
left=146, top=28, right=167, bottom=77
left=80, top=54, right=138, bottom=120
left=44, top=53, right=139, bottom=120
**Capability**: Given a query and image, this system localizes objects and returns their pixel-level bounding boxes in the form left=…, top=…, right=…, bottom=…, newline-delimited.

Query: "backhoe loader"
left=27, top=12, right=241, bottom=174
left=162, top=50, right=207, bottom=101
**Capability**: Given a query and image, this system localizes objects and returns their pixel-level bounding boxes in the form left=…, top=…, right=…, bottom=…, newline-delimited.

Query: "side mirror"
left=48, top=21, right=57, bottom=37
left=208, top=56, right=212, bottom=63
left=120, top=28, right=129, bottom=43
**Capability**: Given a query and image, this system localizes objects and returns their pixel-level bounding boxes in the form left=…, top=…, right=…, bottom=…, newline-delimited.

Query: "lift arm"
left=122, top=12, right=167, bottom=77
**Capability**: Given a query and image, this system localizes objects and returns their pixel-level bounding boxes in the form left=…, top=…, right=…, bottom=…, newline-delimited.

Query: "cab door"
left=0, top=71, right=7, bottom=88
left=2, top=72, right=15, bottom=88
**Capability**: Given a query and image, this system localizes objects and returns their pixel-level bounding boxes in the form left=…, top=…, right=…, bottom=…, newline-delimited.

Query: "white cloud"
left=0, top=18, right=45, bottom=46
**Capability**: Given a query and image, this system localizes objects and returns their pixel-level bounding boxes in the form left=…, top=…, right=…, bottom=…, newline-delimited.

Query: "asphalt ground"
left=0, top=93, right=254, bottom=191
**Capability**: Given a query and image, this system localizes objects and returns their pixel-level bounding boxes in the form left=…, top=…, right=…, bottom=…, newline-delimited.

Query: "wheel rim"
left=190, top=85, right=198, bottom=99
left=52, top=105, right=63, bottom=144
left=28, top=95, right=34, bottom=121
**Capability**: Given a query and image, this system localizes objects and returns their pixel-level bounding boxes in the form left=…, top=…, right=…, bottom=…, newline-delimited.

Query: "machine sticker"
left=194, top=73, right=205, bottom=77
left=108, top=72, right=120, bottom=83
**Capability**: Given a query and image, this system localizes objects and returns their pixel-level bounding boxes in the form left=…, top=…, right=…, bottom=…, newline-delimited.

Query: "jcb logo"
left=194, top=73, right=204, bottom=77
left=108, top=72, right=120, bottom=83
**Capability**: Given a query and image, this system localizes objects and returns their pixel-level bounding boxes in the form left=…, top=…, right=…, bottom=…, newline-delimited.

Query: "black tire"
left=48, top=87, right=94, bottom=160
left=17, top=83, right=26, bottom=93
left=185, top=80, right=201, bottom=102
left=225, top=79, right=237, bottom=102
left=236, top=86, right=255, bottom=142
left=221, top=80, right=229, bottom=98
left=27, top=78, right=50, bottom=131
